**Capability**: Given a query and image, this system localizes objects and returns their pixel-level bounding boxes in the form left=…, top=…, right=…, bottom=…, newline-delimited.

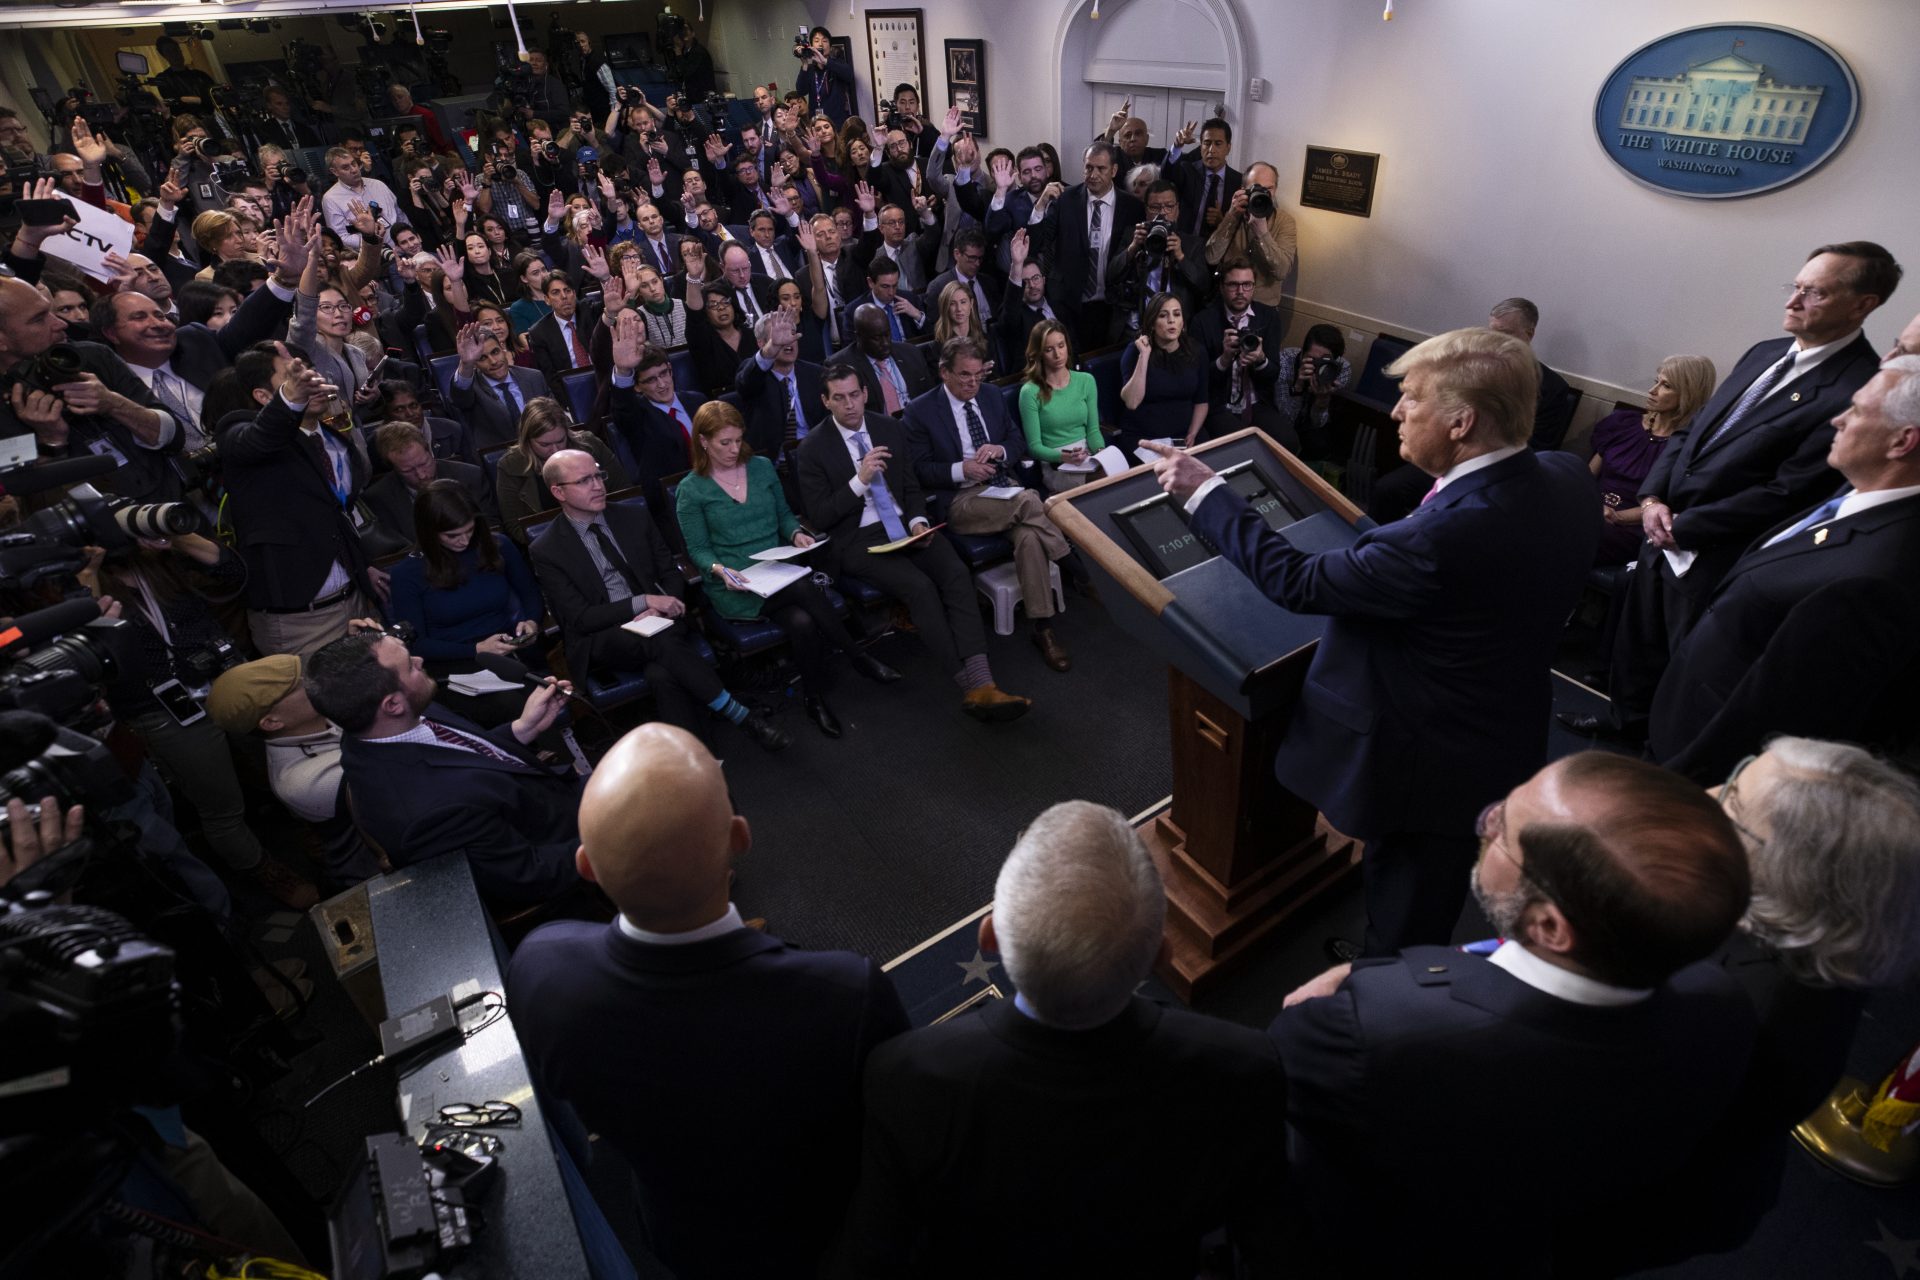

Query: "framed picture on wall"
left=865, top=10, right=926, bottom=120
left=945, top=38, right=987, bottom=136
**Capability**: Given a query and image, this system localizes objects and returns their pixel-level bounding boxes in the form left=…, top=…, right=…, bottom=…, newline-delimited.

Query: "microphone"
left=0, top=455, right=119, bottom=498
left=0, top=598, right=103, bottom=654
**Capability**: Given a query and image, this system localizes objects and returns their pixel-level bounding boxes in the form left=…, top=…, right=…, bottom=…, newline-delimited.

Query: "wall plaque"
left=1300, top=146, right=1378, bottom=217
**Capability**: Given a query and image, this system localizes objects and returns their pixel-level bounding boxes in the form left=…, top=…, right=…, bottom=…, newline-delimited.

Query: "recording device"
left=1310, top=353, right=1337, bottom=379
left=16, top=198, right=77, bottom=228
left=1141, top=216, right=1172, bottom=259
left=575, top=144, right=600, bottom=189
left=0, top=343, right=86, bottom=398
left=1242, top=331, right=1264, bottom=357
left=114, top=51, right=148, bottom=77
left=329, top=1133, right=473, bottom=1280
left=1245, top=182, right=1276, bottom=221
left=0, top=479, right=196, bottom=589
left=792, top=24, right=815, bottom=59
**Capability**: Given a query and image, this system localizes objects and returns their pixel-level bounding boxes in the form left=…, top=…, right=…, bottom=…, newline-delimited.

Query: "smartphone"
left=17, top=198, right=76, bottom=227
left=152, top=678, right=208, bottom=727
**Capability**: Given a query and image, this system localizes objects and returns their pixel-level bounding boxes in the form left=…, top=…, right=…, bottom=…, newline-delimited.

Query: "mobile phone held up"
left=17, top=197, right=77, bottom=227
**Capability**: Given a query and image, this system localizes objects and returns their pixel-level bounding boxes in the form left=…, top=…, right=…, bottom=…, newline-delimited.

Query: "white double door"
left=1088, top=84, right=1219, bottom=155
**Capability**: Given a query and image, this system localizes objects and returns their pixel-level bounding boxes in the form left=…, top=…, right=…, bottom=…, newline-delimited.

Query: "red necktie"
left=668, top=404, right=689, bottom=437
left=424, top=718, right=523, bottom=767
left=567, top=320, right=589, bottom=367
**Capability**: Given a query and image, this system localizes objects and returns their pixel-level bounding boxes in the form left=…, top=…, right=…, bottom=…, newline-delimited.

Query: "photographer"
left=385, top=83, right=453, bottom=155
left=254, top=145, right=308, bottom=222
left=75, top=533, right=320, bottom=909
left=794, top=26, right=855, bottom=127
left=522, top=48, right=572, bottom=125
left=1193, top=264, right=1289, bottom=448
left=476, top=138, right=543, bottom=237
left=663, top=23, right=718, bottom=101
left=525, top=117, right=577, bottom=199
left=1204, top=160, right=1298, bottom=309
left=1106, top=180, right=1212, bottom=332
left=258, top=85, right=319, bottom=150
left=1269, top=324, right=1352, bottom=461
left=150, top=37, right=217, bottom=115
left=886, top=83, right=939, bottom=163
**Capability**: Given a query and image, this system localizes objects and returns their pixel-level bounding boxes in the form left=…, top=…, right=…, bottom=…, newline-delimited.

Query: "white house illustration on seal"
left=1619, top=52, right=1822, bottom=142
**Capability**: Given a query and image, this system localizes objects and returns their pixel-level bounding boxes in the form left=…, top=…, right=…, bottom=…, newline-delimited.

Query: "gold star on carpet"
left=956, top=950, right=995, bottom=985
left=1867, top=1221, right=1920, bottom=1278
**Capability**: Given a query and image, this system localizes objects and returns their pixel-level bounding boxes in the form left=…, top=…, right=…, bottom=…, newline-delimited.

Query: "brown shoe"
left=962, top=684, right=1032, bottom=723
left=244, top=858, right=320, bottom=911
left=1032, top=628, right=1072, bottom=672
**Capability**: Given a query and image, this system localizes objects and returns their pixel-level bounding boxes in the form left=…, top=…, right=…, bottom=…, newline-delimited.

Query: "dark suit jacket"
left=1103, top=232, right=1214, bottom=322
left=801, top=253, right=868, bottom=346
left=0, top=341, right=184, bottom=504
left=837, top=996, right=1286, bottom=1277
left=1189, top=450, right=1598, bottom=837
left=1191, top=301, right=1284, bottom=408
left=526, top=301, right=605, bottom=390
left=168, top=281, right=295, bottom=389
left=1172, top=161, right=1242, bottom=239
left=734, top=356, right=826, bottom=463
left=449, top=365, right=552, bottom=448
left=339, top=707, right=582, bottom=907
left=507, top=922, right=907, bottom=1279
left=795, top=412, right=931, bottom=564
left=608, top=384, right=705, bottom=545
left=854, top=229, right=932, bottom=295
left=1034, top=185, right=1145, bottom=324
left=997, top=280, right=1058, bottom=367
left=1650, top=490, right=1920, bottom=781
left=1640, top=333, right=1878, bottom=592
left=827, top=340, right=934, bottom=414
left=528, top=499, right=685, bottom=680
left=842, top=289, right=929, bottom=343
left=630, top=232, right=686, bottom=280
left=362, top=459, right=495, bottom=550
left=901, top=382, right=1029, bottom=514
left=216, top=398, right=373, bottom=610
left=1271, top=946, right=1757, bottom=1276
left=743, top=235, right=802, bottom=281
left=1531, top=360, right=1576, bottom=451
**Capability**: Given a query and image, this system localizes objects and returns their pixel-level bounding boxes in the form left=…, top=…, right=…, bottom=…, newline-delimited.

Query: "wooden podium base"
left=1140, top=805, right=1360, bottom=1002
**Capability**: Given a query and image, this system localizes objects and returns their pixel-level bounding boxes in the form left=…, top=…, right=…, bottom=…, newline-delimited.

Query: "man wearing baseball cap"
left=210, top=655, right=380, bottom=891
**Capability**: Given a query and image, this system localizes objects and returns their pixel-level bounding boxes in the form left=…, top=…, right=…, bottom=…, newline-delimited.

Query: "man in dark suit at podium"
left=838, top=800, right=1286, bottom=1275
left=1576, top=241, right=1895, bottom=743
left=508, top=724, right=909, bottom=1279
left=1149, top=328, right=1598, bottom=956
left=1270, top=751, right=1756, bottom=1275
left=1650, top=358, right=1920, bottom=783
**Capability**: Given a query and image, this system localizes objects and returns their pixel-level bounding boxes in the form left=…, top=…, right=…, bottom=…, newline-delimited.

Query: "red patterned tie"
left=424, top=719, right=523, bottom=766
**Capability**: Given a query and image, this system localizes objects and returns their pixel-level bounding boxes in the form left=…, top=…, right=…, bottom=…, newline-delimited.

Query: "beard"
left=1469, top=858, right=1534, bottom=939
left=406, top=672, right=437, bottom=716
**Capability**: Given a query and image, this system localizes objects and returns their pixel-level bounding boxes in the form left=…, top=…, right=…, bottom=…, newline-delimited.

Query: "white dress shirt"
left=619, top=903, right=745, bottom=945
left=1487, top=939, right=1651, bottom=1006
left=943, top=387, right=993, bottom=486
left=1087, top=190, right=1115, bottom=300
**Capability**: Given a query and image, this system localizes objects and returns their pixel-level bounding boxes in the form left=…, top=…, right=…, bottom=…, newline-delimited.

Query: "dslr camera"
left=1245, top=182, right=1277, bottom=220
left=793, top=25, right=815, bottom=59
left=0, top=344, right=86, bottom=400
left=1141, top=216, right=1172, bottom=259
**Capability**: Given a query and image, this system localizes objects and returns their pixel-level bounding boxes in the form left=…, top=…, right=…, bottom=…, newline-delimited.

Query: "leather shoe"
left=962, top=684, right=1032, bottom=723
left=1032, top=628, right=1072, bottom=672
left=804, top=695, right=843, bottom=738
left=244, top=858, right=320, bottom=911
left=740, top=711, right=792, bottom=752
left=848, top=650, right=901, bottom=683
left=1324, top=937, right=1361, bottom=966
left=1556, top=711, right=1642, bottom=744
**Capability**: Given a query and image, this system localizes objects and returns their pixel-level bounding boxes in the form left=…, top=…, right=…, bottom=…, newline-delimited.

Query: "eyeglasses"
left=436, top=1100, right=522, bottom=1129
left=315, top=300, right=354, bottom=314
left=1719, top=754, right=1766, bottom=847
left=1474, top=799, right=1526, bottom=876
left=1781, top=283, right=1839, bottom=304
left=554, top=470, right=609, bottom=488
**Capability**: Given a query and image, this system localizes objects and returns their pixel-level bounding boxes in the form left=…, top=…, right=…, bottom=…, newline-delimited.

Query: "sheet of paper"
left=1661, top=548, right=1697, bottom=578
left=1054, top=459, right=1098, bottom=474
left=979, top=484, right=1026, bottom=500
left=35, top=198, right=135, bottom=283
left=1091, top=445, right=1132, bottom=477
left=623, top=615, right=675, bottom=637
left=868, top=523, right=945, bottom=554
left=1133, top=439, right=1176, bottom=466
left=737, top=561, right=810, bottom=597
left=749, top=538, right=827, bottom=561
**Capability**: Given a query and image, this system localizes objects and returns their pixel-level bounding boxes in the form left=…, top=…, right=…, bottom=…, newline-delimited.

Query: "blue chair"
left=998, top=379, right=1023, bottom=425
left=1083, top=348, right=1124, bottom=428
left=1351, top=332, right=1417, bottom=407
left=430, top=354, right=460, bottom=406
left=560, top=369, right=599, bottom=426
left=718, top=391, right=744, bottom=413
left=667, top=347, right=697, bottom=396
left=479, top=442, right=510, bottom=493
left=412, top=323, right=434, bottom=370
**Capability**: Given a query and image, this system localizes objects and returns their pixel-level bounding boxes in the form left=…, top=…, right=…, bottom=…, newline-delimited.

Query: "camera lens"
left=112, top=502, right=197, bottom=540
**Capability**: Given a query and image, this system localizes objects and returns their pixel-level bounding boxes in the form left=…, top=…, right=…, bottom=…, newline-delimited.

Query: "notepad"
left=731, top=561, right=810, bottom=597
left=979, top=484, right=1026, bottom=500
left=749, top=538, right=828, bottom=562
left=622, top=615, right=675, bottom=637
left=447, top=669, right=523, bottom=696
left=868, top=523, right=944, bottom=553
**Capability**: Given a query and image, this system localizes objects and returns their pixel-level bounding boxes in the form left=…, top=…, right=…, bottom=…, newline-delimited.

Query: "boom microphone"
left=0, top=455, right=119, bottom=498
left=0, top=599, right=104, bottom=655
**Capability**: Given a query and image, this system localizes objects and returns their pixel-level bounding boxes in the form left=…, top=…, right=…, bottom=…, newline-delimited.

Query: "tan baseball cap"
left=208, top=654, right=303, bottom=735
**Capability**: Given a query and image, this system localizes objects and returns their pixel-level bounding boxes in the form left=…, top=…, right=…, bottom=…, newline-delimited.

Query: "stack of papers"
left=622, top=615, right=675, bottom=637
left=725, top=561, right=810, bottom=597
left=447, top=669, right=524, bottom=696
left=749, top=538, right=828, bottom=562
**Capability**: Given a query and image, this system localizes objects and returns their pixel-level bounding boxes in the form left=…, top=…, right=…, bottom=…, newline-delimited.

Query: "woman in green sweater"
left=1018, top=320, right=1104, bottom=492
left=675, top=401, right=901, bottom=738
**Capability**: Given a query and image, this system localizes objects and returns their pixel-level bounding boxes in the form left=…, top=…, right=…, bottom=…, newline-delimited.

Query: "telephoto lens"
left=111, top=502, right=197, bottom=540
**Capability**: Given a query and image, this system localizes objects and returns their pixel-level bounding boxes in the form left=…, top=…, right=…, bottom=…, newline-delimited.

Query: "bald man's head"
left=576, top=724, right=748, bottom=929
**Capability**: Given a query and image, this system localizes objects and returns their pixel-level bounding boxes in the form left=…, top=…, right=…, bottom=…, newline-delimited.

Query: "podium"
left=1047, top=430, right=1364, bottom=1000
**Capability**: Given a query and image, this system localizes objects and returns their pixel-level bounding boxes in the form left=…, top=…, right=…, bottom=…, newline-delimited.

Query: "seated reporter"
left=1272, top=751, right=1756, bottom=1276
left=78, top=531, right=320, bottom=910
left=305, top=629, right=585, bottom=909
left=497, top=397, right=632, bottom=543
left=1118, top=292, right=1209, bottom=450
left=388, top=482, right=546, bottom=728
left=838, top=801, right=1286, bottom=1276
left=1018, top=320, right=1103, bottom=493
left=375, top=379, right=476, bottom=465
left=529, top=449, right=791, bottom=750
left=363, top=422, right=496, bottom=550
left=676, top=401, right=900, bottom=739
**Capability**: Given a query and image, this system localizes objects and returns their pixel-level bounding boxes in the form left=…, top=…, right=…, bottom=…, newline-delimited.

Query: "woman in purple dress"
left=1587, top=354, right=1717, bottom=564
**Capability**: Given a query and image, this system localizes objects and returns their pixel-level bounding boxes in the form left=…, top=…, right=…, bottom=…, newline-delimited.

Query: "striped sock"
left=708, top=691, right=750, bottom=724
left=959, top=654, right=993, bottom=691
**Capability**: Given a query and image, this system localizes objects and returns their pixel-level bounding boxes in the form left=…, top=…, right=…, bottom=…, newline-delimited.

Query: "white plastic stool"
left=976, top=560, right=1065, bottom=636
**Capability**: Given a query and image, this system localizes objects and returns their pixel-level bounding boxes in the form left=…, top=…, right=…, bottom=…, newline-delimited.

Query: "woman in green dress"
left=1018, top=319, right=1105, bottom=492
left=675, top=401, right=900, bottom=738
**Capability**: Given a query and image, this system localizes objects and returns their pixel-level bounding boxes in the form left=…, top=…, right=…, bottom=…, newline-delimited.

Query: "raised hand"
left=990, top=154, right=1015, bottom=193
left=279, top=358, right=335, bottom=405
left=435, top=242, right=465, bottom=282
left=1106, top=103, right=1130, bottom=136
left=646, top=157, right=665, bottom=186
left=100, top=251, right=138, bottom=293
left=348, top=198, right=379, bottom=236
left=274, top=212, right=312, bottom=279
left=939, top=105, right=963, bottom=139
left=795, top=219, right=817, bottom=255
left=454, top=321, right=485, bottom=367
left=597, top=171, right=617, bottom=201
left=546, top=186, right=566, bottom=223
left=768, top=185, right=792, bottom=216
left=458, top=172, right=479, bottom=202
left=611, top=308, right=645, bottom=372
left=582, top=242, right=610, bottom=280
left=600, top=272, right=627, bottom=312
left=70, top=117, right=108, bottom=166
left=703, top=134, right=730, bottom=166
left=1174, top=120, right=1199, bottom=148
left=157, top=178, right=187, bottom=210
left=1008, top=228, right=1029, bottom=267
left=853, top=181, right=877, bottom=215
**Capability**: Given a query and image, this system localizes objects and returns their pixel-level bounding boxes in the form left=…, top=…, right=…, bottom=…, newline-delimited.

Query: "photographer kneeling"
left=78, top=529, right=319, bottom=909
left=1269, top=324, right=1353, bottom=462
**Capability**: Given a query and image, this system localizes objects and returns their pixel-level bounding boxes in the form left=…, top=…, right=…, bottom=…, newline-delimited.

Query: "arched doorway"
left=1051, top=0, right=1245, bottom=180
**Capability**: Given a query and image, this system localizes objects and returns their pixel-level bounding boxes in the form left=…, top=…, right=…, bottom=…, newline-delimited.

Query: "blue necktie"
left=886, top=303, right=904, bottom=342
left=1706, top=349, right=1796, bottom=447
left=1763, top=493, right=1848, bottom=548
left=852, top=429, right=908, bottom=540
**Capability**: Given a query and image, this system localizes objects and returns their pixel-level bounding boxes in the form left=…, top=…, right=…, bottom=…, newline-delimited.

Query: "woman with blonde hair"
left=495, top=396, right=630, bottom=541
left=190, top=210, right=255, bottom=279
left=1586, top=354, right=1717, bottom=564
left=674, top=399, right=899, bottom=738
left=933, top=280, right=979, bottom=350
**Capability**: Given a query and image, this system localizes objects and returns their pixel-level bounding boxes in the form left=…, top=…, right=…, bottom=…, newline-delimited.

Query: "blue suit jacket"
left=1189, top=449, right=1598, bottom=836
left=900, top=382, right=1030, bottom=501
left=505, top=922, right=908, bottom=1278
left=1270, top=946, right=1756, bottom=1275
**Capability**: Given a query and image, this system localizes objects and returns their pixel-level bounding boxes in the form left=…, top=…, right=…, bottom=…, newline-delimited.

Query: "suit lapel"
left=1417, top=451, right=1535, bottom=515
left=1722, top=492, right=1920, bottom=586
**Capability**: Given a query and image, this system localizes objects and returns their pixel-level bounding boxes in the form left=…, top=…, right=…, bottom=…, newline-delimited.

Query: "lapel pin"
left=1814, top=528, right=1828, bottom=545
left=1790, top=392, right=1802, bottom=402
